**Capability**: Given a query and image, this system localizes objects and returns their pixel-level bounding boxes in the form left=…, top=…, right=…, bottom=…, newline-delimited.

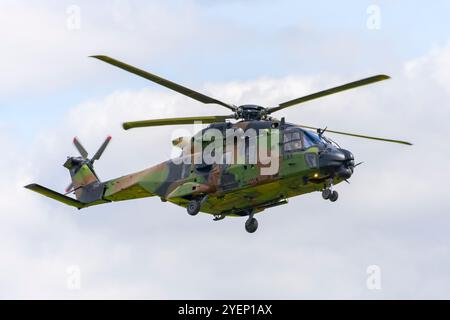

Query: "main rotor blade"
left=123, top=115, right=234, bottom=130
left=268, top=75, right=390, bottom=113
left=91, top=55, right=236, bottom=111
left=297, top=124, right=412, bottom=145
left=92, top=136, right=112, bottom=162
left=73, top=137, right=88, bottom=158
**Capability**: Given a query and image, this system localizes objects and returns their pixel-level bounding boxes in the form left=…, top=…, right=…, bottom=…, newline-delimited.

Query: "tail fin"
left=64, top=158, right=102, bottom=201
left=63, top=136, right=111, bottom=202
left=26, top=136, right=112, bottom=208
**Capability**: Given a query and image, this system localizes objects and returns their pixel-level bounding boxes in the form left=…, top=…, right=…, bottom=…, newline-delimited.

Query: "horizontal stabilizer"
left=25, top=184, right=86, bottom=209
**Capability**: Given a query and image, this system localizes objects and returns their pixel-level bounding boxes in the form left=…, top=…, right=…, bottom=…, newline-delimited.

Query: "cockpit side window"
left=283, top=129, right=303, bottom=152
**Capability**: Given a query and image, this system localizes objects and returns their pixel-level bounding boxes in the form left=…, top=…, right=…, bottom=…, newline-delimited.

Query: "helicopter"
left=25, top=55, right=412, bottom=233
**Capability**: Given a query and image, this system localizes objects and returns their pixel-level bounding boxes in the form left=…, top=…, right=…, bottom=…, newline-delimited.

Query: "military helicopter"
left=25, top=56, right=412, bottom=233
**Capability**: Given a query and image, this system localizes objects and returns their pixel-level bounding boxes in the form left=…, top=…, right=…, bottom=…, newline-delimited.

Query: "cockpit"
left=283, top=127, right=327, bottom=152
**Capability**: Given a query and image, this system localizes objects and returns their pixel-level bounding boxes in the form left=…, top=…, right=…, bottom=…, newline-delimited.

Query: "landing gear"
left=245, top=217, right=258, bottom=233
left=322, top=188, right=338, bottom=202
left=322, top=188, right=331, bottom=200
left=244, top=210, right=258, bottom=233
left=329, top=190, right=339, bottom=202
left=187, top=195, right=208, bottom=216
left=187, top=200, right=200, bottom=216
left=212, top=209, right=258, bottom=232
left=322, top=178, right=339, bottom=202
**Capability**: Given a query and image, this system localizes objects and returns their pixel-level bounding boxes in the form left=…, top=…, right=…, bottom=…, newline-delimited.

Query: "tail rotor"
left=91, top=136, right=112, bottom=163
left=73, top=137, right=89, bottom=158
left=64, top=136, right=111, bottom=193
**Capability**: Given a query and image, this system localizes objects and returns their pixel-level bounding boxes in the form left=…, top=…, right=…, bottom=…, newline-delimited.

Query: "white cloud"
left=405, top=42, right=450, bottom=93
left=0, top=0, right=222, bottom=96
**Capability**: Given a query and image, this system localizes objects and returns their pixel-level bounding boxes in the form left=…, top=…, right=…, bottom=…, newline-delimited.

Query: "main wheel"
left=245, top=217, right=258, bottom=233
left=187, top=200, right=201, bottom=216
left=329, top=190, right=339, bottom=202
left=322, top=189, right=331, bottom=200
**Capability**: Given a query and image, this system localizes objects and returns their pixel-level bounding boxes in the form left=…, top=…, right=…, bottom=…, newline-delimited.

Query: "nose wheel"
left=322, top=178, right=339, bottom=202
left=322, top=188, right=331, bottom=200
left=322, top=189, right=338, bottom=202
left=329, top=190, right=338, bottom=202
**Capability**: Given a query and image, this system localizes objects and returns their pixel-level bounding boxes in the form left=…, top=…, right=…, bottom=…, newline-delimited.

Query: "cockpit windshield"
left=283, top=127, right=330, bottom=152
left=283, top=128, right=320, bottom=151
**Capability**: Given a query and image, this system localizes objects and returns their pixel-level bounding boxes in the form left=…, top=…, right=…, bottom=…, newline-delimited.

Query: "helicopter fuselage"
left=100, top=120, right=355, bottom=216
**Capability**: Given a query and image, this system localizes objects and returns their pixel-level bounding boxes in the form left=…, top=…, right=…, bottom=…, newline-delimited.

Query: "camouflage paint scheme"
left=28, top=119, right=344, bottom=217
left=24, top=56, right=412, bottom=228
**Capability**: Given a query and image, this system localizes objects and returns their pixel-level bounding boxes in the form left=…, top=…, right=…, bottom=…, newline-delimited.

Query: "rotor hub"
left=236, top=104, right=268, bottom=121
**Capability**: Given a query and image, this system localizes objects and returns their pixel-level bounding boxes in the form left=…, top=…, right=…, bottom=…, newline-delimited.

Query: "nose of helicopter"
left=318, top=148, right=355, bottom=179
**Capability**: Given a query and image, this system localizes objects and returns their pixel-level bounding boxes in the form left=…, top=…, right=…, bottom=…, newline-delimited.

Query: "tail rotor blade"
left=92, top=136, right=112, bottom=161
left=73, top=137, right=88, bottom=158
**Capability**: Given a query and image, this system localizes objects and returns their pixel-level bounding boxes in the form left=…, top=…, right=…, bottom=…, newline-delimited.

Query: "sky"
left=1, top=0, right=450, bottom=299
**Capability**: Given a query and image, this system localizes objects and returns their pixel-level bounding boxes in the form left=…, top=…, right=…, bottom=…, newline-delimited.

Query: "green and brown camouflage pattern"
left=26, top=119, right=347, bottom=215
left=25, top=57, right=410, bottom=218
left=60, top=120, right=343, bottom=216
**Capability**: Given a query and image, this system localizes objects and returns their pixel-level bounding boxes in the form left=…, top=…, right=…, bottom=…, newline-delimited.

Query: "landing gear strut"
left=322, top=178, right=339, bottom=202
left=244, top=211, right=258, bottom=233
